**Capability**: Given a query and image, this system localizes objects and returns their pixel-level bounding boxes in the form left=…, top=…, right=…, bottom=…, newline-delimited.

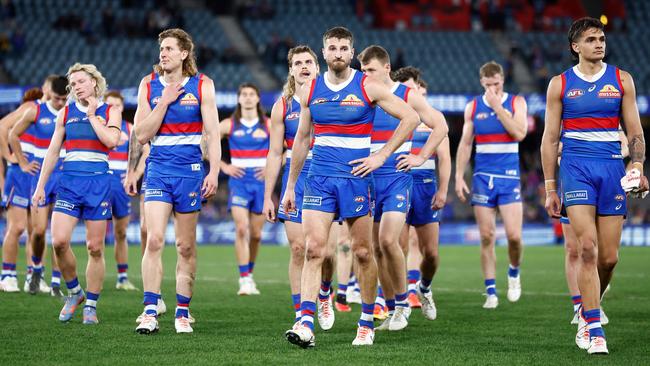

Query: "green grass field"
left=1, top=245, right=648, bottom=365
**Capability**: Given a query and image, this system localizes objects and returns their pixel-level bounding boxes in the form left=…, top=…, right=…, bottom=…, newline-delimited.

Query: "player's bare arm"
left=200, top=77, right=221, bottom=199
left=32, top=109, right=66, bottom=207
left=0, top=102, right=31, bottom=162
left=541, top=75, right=563, bottom=217
left=396, top=92, right=448, bottom=170
left=283, top=82, right=312, bottom=212
left=8, top=104, right=40, bottom=175
left=263, top=98, right=286, bottom=222
left=350, top=78, right=419, bottom=177
left=433, top=137, right=451, bottom=210
left=454, top=101, right=475, bottom=202
left=619, top=70, right=648, bottom=191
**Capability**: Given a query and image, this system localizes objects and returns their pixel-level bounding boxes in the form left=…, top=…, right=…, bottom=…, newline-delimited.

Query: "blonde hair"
left=154, top=28, right=198, bottom=77
left=66, top=63, right=107, bottom=101
left=479, top=61, right=504, bottom=79
left=282, top=45, right=318, bottom=102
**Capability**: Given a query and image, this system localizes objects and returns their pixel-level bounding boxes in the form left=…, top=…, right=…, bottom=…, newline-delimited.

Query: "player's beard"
left=328, top=58, right=349, bottom=73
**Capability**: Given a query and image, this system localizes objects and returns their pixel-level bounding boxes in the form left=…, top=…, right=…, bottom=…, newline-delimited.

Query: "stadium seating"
left=241, top=1, right=504, bottom=94
left=5, top=0, right=251, bottom=89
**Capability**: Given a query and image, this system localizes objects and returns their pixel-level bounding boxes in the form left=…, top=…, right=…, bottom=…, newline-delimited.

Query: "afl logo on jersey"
left=475, top=112, right=489, bottom=120
left=180, top=93, right=199, bottom=106
left=39, top=117, right=53, bottom=125
left=340, top=94, right=364, bottom=107
left=233, top=129, right=245, bottom=137
left=566, top=89, right=584, bottom=98
left=152, top=96, right=161, bottom=105
left=597, top=84, right=621, bottom=98
left=286, top=112, right=300, bottom=120
left=311, top=98, right=327, bottom=105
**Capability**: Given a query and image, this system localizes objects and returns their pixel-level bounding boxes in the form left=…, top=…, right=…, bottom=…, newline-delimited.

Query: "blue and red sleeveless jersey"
left=108, top=120, right=130, bottom=179
left=307, top=69, right=375, bottom=178
left=409, top=122, right=437, bottom=181
left=32, top=100, right=64, bottom=169
left=229, top=116, right=269, bottom=180
left=560, top=63, right=623, bottom=160
left=371, top=82, right=411, bottom=176
left=147, top=72, right=204, bottom=178
left=282, top=96, right=311, bottom=169
left=62, top=101, right=111, bottom=174
left=471, top=93, right=519, bottom=176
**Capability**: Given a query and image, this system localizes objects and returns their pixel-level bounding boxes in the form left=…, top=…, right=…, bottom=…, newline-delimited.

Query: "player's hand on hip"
left=254, top=167, right=266, bottom=180
left=20, top=160, right=40, bottom=175
left=544, top=191, right=561, bottom=218
left=396, top=153, right=425, bottom=172
left=263, top=198, right=276, bottom=223
left=201, top=172, right=218, bottom=199
left=223, top=164, right=245, bottom=178
left=161, top=83, right=184, bottom=105
left=455, top=178, right=469, bottom=202
left=350, top=153, right=386, bottom=177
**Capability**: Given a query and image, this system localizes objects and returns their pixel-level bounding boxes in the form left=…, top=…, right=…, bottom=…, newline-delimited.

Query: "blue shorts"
left=109, top=173, right=131, bottom=219
left=560, top=156, right=626, bottom=216
left=278, top=170, right=307, bottom=223
left=53, top=173, right=112, bottom=220
left=373, top=174, right=412, bottom=222
left=407, top=180, right=441, bottom=226
left=471, top=173, right=521, bottom=208
left=144, top=176, right=202, bottom=213
left=31, top=169, right=62, bottom=207
left=228, top=177, right=264, bottom=214
left=2, top=165, right=32, bottom=209
left=302, top=175, right=373, bottom=219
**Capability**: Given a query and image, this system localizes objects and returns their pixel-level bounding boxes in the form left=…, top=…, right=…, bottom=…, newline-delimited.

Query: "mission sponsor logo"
left=340, top=94, right=365, bottom=107
left=252, top=128, right=268, bottom=139
left=180, top=93, right=199, bottom=106
left=566, top=89, right=584, bottom=98
left=597, top=84, right=621, bottom=98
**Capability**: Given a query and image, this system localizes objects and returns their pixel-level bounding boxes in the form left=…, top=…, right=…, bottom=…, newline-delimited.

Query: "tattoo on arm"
left=128, top=132, right=143, bottom=170
left=629, top=135, right=646, bottom=163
